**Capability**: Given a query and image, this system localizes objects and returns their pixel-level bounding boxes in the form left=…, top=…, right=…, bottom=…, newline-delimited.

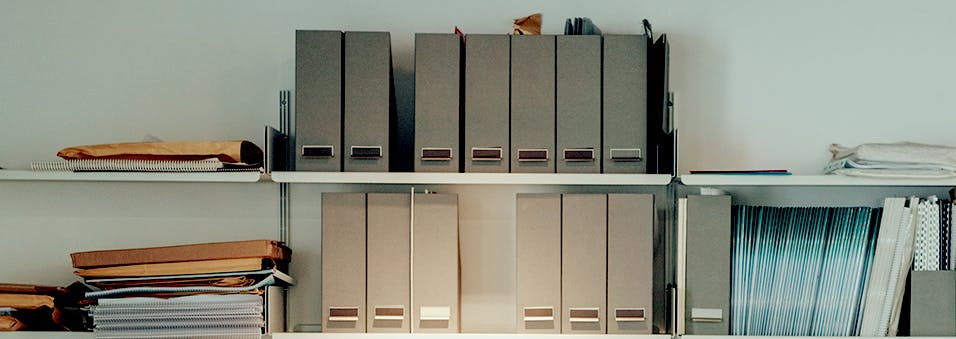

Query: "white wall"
left=3, top=0, right=956, bottom=333
left=4, top=0, right=956, bottom=173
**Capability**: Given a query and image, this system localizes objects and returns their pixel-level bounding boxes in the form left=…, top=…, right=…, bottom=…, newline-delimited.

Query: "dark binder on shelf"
left=414, top=33, right=462, bottom=173
left=295, top=30, right=342, bottom=172
left=322, top=193, right=367, bottom=332
left=265, top=125, right=289, bottom=173
left=464, top=34, right=510, bottom=173
left=562, top=194, right=607, bottom=333
left=412, top=193, right=459, bottom=333
left=515, top=194, right=561, bottom=333
left=344, top=31, right=393, bottom=172
left=367, top=193, right=411, bottom=333
left=603, top=34, right=648, bottom=173
left=607, top=194, right=654, bottom=334
left=684, top=195, right=731, bottom=334
left=646, top=25, right=675, bottom=175
left=510, top=35, right=555, bottom=173
left=556, top=35, right=601, bottom=173
left=909, top=271, right=956, bottom=336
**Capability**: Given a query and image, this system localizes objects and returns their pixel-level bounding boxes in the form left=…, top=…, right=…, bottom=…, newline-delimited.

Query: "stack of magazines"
left=71, top=240, right=292, bottom=338
left=731, top=205, right=881, bottom=336
left=731, top=197, right=932, bottom=336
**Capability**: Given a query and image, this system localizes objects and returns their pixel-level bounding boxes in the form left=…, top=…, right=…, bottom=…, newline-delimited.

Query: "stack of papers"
left=731, top=205, right=881, bottom=335
left=826, top=142, right=956, bottom=178
left=91, top=294, right=264, bottom=339
left=71, top=240, right=293, bottom=337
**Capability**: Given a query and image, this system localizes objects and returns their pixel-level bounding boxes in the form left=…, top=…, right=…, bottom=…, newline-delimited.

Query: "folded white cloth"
left=830, top=142, right=956, bottom=167
left=826, top=142, right=956, bottom=178
left=830, top=168, right=956, bottom=179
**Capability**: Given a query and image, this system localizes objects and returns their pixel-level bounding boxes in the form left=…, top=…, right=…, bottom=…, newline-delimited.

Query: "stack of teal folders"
left=731, top=205, right=881, bottom=335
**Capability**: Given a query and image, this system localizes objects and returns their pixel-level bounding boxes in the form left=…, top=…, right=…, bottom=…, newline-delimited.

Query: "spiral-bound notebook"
left=31, top=158, right=259, bottom=172
left=91, top=293, right=266, bottom=339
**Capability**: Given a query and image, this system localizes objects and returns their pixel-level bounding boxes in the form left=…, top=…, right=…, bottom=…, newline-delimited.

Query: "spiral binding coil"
left=31, top=159, right=223, bottom=172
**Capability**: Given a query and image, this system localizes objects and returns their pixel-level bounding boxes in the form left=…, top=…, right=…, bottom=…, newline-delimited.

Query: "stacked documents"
left=71, top=240, right=292, bottom=338
left=90, top=294, right=264, bottom=339
left=826, top=142, right=956, bottom=178
left=730, top=205, right=881, bottom=336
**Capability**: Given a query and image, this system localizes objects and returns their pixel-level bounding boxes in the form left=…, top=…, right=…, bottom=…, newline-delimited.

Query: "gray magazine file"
left=295, top=30, right=342, bottom=171
left=414, top=33, right=461, bottom=172
left=367, top=193, right=411, bottom=333
left=344, top=31, right=391, bottom=172
left=562, top=194, right=607, bottom=333
left=322, top=193, right=367, bottom=332
left=685, top=195, right=731, bottom=334
left=510, top=35, right=555, bottom=173
left=556, top=35, right=601, bottom=173
left=412, top=193, right=459, bottom=332
left=464, top=34, right=510, bottom=173
left=910, top=270, right=956, bottom=336
left=608, top=194, right=654, bottom=334
left=515, top=194, right=561, bottom=333
left=603, top=34, right=648, bottom=173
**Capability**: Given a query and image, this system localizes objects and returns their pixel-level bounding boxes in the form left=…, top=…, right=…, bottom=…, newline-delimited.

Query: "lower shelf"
left=268, top=334, right=672, bottom=339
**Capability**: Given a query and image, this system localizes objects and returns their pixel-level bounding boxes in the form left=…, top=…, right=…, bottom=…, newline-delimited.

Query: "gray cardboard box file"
left=510, top=35, right=555, bottom=173
left=295, top=30, right=342, bottom=171
left=412, top=193, right=459, bottom=332
left=414, top=33, right=461, bottom=172
left=602, top=34, right=648, bottom=173
left=464, top=34, right=510, bottom=173
left=562, top=194, right=607, bottom=333
left=556, top=35, right=601, bottom=173
left=322, top=193, right=367, bottom=332
left=515, top=194, right=561, bottom=333
left=344, top=31, right=392, bottom=172
left=367, top=193, right=411, bottom=333
left=910, top=270, right=956, bottom=336
left=607, top=194, right=654, bottom=334
left=684, top=195, right=731, bottom=334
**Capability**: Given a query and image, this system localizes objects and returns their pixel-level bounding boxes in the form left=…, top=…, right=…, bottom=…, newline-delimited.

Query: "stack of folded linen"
left=826, top=142, right=956, bottom=178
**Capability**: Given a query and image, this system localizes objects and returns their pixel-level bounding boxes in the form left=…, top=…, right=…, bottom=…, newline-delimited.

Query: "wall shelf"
left=679, top=174, right=956, bottom=187
left=271, top=172, right=673, bottom=186
left=0, top=170, right=263, bottom=183
left=268, top=334, right=673, bottom=339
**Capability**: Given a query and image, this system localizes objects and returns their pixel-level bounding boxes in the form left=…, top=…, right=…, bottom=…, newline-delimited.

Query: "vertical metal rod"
left=279, top=90, right=291, bottom=244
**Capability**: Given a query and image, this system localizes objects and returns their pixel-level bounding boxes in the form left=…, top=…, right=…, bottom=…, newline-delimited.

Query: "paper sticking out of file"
left=513, top=13, right=542, bottom=35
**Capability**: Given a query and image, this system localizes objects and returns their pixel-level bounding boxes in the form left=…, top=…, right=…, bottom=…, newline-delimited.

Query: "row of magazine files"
left=679, top=195, right=956, bottom=337
left=321, top=192, right=656, bottom=334
left=293, top=30, right=675, bottom=174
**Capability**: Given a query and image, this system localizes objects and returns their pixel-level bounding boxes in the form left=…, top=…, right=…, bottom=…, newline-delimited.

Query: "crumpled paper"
left=513, top=13, right=542, bottom=35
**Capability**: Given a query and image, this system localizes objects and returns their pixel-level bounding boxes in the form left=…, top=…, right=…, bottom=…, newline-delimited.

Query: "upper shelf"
left=271, top=172, right=673, bottom=186
left=0, top=170, right=263, bottom=183
left=679, top=174, right=956, bottom=187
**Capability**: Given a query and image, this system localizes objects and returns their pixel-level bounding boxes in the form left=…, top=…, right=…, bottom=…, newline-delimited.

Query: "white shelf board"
left=270, top=334, right=672, bottom=339
left=682, top=337, right=948, bottom=339
left=0, top=170, right=262, bottom=183
left=271, top=172, right=673, bottom=186
left=0, top=333, right=92, bottom=338
left=679, top=174, right=956, bottom=187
